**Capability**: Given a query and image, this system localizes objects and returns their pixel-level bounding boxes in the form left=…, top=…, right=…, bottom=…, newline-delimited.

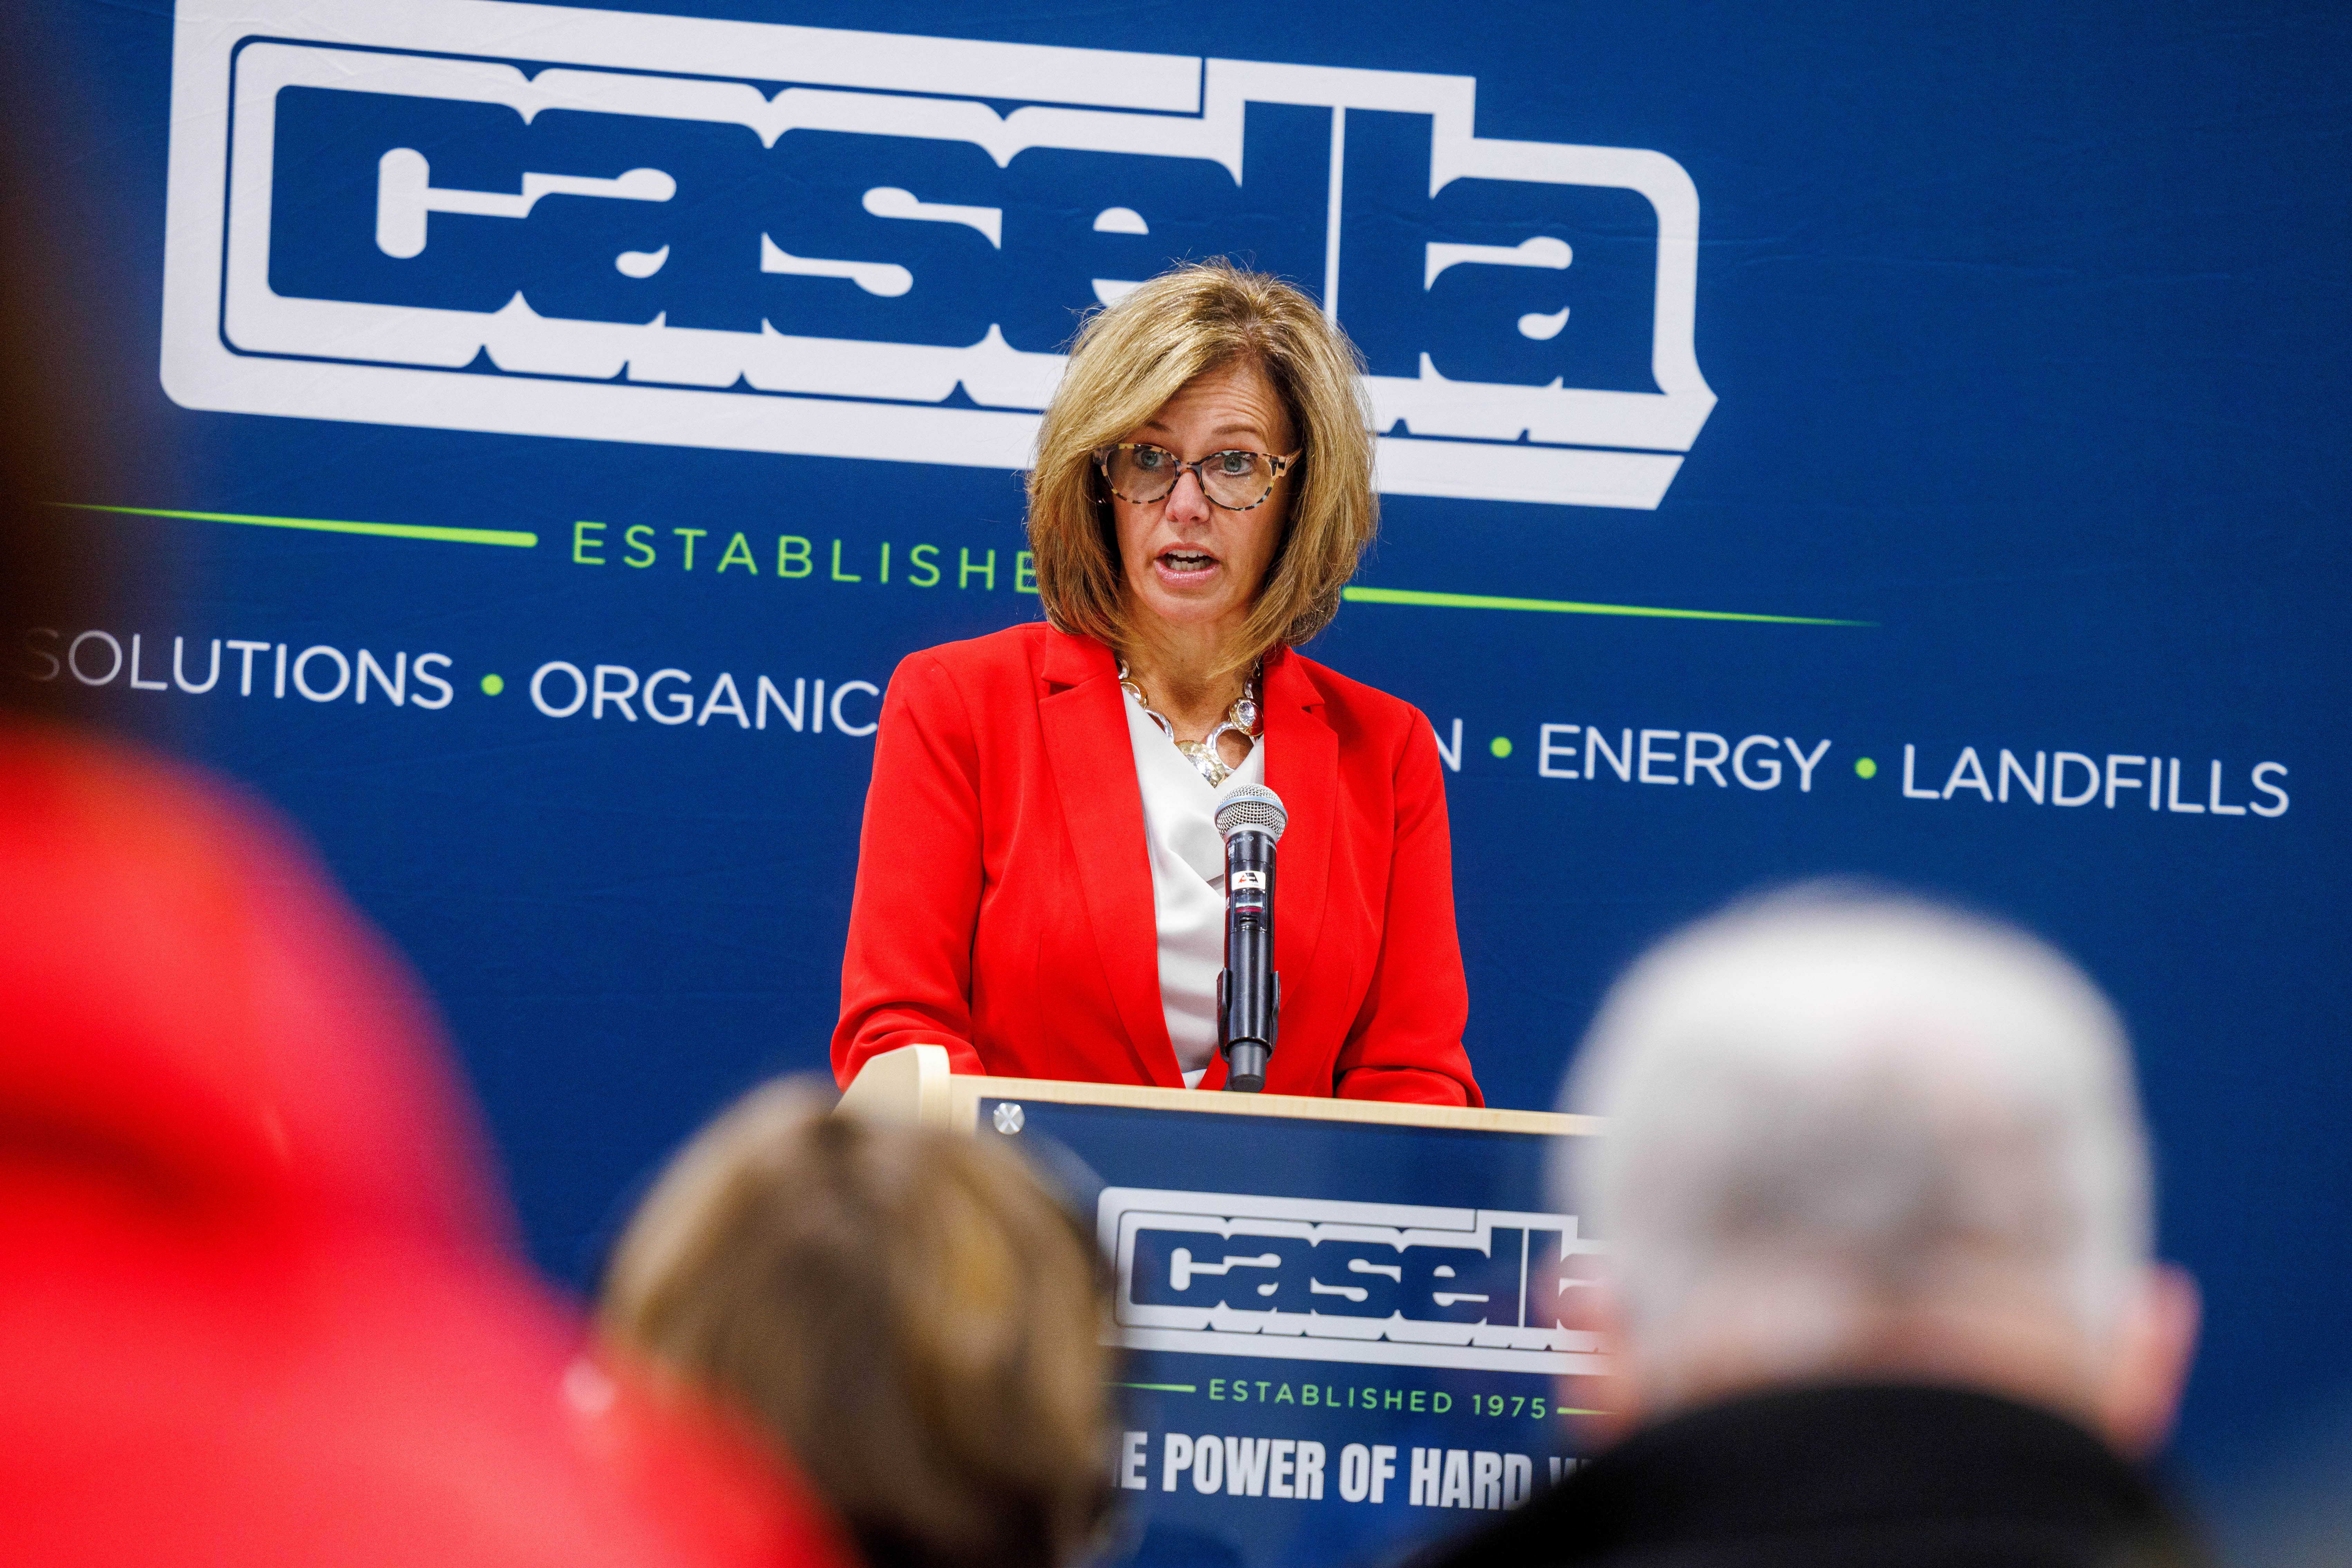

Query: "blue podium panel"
left=976, top=1095, right=1603, bottom=1568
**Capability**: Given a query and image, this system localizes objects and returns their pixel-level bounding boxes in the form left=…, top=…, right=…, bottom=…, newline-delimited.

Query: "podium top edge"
left=947, top=1073, right=1598, bottom=1136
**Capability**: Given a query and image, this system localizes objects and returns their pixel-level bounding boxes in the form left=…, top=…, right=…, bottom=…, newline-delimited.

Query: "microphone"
left=1214, top=784, right=1287, bottom=1093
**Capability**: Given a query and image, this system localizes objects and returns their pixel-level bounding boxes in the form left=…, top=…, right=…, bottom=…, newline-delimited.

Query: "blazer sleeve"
left=831, top=652, right=991, bottom=1085
left=1332, top=714, right=1485, bottom=1107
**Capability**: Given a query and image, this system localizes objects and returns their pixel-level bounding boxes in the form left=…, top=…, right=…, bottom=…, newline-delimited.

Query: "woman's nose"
left=1164, top=467, right=1212, bottom=523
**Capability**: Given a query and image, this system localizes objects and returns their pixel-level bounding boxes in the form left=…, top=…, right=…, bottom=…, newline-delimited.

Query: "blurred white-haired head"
left=1557, top=885, right=2195, bottom=1451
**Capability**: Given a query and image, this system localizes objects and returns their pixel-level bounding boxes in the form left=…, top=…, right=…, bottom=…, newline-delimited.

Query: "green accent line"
left=1341, top=584, right=1869, bottom=627
left=1113, top=1382, right=1199, bottom=1393
left=1555, top=1407, right=1607, bottom=1416
left=57, top=502, right=538, bottom=549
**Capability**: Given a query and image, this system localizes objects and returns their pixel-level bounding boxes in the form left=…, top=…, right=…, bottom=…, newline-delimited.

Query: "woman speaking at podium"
left=832, top=263, right=1482, bottom=1106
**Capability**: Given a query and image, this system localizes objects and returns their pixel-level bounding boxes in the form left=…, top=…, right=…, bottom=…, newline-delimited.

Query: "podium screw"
left=992, top=1102, right=1025, bottom=1134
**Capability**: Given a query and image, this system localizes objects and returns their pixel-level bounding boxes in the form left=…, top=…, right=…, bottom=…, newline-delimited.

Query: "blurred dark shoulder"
left=1408, top=1384, right=2209, bottom=1568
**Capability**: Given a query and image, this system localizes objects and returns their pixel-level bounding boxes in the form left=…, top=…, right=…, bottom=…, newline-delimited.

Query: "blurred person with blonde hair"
left=834, top=261, right=1481, bottom=1105
left=602, top=1080, right=1117, bottom=1568
left=1422, top=886, right=2209, bottom=1568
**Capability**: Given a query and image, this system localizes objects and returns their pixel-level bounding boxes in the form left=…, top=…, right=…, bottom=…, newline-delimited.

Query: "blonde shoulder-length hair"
left=601, top=1078, right=1115, bottom=1568
left=1026, top=261, right=1377, bottom=676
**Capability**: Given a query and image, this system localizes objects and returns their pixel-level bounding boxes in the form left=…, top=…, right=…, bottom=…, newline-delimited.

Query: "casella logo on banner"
left=160, top=0, right=1714, bottom=509
left=1100, top=1188, right=1609, bottom=1375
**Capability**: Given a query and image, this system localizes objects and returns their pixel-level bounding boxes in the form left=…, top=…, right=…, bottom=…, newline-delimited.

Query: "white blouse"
left=1122, top=688, right=1266, bottom=1088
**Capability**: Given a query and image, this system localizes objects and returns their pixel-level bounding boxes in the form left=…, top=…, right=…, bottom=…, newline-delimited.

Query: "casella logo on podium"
left=1101, top=1188, right=1609, bottom=1375
left=161, top=0, right=1714, bottom=509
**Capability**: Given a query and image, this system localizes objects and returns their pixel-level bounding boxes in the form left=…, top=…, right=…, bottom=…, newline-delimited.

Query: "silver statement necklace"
left=1118, top=659, right=1264, bottom=788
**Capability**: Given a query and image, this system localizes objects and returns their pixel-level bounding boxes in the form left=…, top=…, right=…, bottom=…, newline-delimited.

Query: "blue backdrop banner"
left=13, top=0, right=2349, bottom=1538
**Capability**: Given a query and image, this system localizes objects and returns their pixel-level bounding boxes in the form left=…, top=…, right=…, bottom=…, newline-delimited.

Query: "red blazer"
left=833, top=623, right=1482, bottom=1105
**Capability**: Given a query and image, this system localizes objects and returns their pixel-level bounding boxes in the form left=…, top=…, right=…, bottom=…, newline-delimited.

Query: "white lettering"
left=531, top=660, right=588, bottom=718
left=1162, top=1434, right=1193, bottom=1493
left=643, top=668, right=693, bottom=725
left=1225, top=1436, right=1271, bottom=1497
left=1586, top=727, right=1632, bottom=781
left=593, top=663, right=640, bottom=721
left=756, top=674, right=804, bottom=731
left=1784, top=736, right=1830, bottom=791
left=2165, top=757, right=2204, bottom=813
left=2250, top=762, right=2289, bottom=817
left=1637, top=729, right=1679, bottom=784
left=68, top=629, right=122, bottom=686
left=166, top=21, right=1713, bottom=511
left=1191, top=1433, right=1224, bottom=1494
left=128, top=634, right=169, bottom=691
left=2105, top=754, right=2146, bottom=809
left=1409, top=1446, right=1440, bottom=1507
left=1942, top=746, right=1992, bottom=801
left=2208, top=759, right=2247, bottom=815
left=1682, top=730, right=1728, bottom=786
left=24, top=627, right=60, bottom=682
left=173, top=636, right=223, bottom=695
left=1731, top=734, right=1779, bottom=789
left=1297, top=1441, right=1326, bottom=1501
left=1119, top=1430, right=1148, bottom=1491
left=1471, top=1450, right=1503, bottom=1510
left=355, top=648, right=405, bottom=705
left=2052, top=751, right=2100, bottom=806
left=293, top=645, right=350, bottom=702
left=1901, top=743, right=1939, bottom=799
left=698, top=671, right=750, bottom=728
left=1440, top=1448, right=1471, bottom=1508
left=830, top=678, right=881, bottom=736
left=411, top=652, right=454, bottom=709
left=1432, top=717, right=1463, bottom=772
left=1999, top=748, right=2044, bottom=804
left=1538, top=723, right=1580, bottom=778
left=227, top=639, right=269, bottom=695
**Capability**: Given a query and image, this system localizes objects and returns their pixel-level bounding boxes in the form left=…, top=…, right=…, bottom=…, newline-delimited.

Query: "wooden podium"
left=839, top=1046, right=1608, bottom=1568
left=838, top=1041, right=1590, bottom=1139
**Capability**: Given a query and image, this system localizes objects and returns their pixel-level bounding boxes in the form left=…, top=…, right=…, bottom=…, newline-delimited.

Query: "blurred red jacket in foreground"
left=0, top=724, right=856, bottom=1568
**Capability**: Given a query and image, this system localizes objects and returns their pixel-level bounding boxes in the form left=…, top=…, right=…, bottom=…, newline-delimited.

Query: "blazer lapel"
left=1036, top=633, right=1182, bottom=1086
left=1262, top=648, right=1336, bottom=1010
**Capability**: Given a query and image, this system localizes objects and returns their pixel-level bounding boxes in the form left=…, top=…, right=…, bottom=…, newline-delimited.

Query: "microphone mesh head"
left=1216, top=783, right=1287, bottom=843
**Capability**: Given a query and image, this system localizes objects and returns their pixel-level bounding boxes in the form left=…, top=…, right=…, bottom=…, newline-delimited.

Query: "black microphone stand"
left=1215, top=786, right=1286, bottom=1092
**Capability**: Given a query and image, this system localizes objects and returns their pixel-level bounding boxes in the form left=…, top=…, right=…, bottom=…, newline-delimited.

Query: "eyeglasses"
left=1094, top=444, right=1302, bottom=512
